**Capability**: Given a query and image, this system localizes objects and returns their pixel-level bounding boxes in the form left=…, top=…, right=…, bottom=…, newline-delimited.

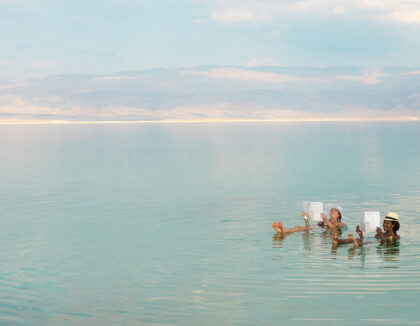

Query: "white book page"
left=310, top=202, right=323, bottom=222
left=362, top=212, right=380, bottom=232
left=303, top=201, right=310, bottom=219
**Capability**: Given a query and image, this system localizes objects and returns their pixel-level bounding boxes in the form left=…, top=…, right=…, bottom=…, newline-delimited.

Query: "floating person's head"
left=329, top=206, right=343, bottom=222
left=384, top=212, right=400, bottom=234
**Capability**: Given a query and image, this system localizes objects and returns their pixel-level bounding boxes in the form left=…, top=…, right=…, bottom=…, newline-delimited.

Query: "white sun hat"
left=324, top=203, right=347, bottom=223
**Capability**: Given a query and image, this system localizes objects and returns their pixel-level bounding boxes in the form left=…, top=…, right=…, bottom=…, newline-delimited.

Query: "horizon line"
left=0, top=117, right=419, bottom=125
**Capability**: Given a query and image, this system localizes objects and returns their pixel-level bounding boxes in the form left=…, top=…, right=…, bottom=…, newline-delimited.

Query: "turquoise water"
left=0, top=122, right=419, bottom=325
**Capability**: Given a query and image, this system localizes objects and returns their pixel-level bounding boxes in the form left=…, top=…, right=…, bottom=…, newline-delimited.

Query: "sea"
left=0, top=122, right=419, bottom=325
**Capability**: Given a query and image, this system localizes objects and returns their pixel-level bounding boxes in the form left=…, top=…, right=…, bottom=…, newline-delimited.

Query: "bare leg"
left=272, top=216, right=312, bottom=234
left=331, top=232, right=354, bottom=245
left=348, top=234, right=360, bottom=248
left=356, top=225, right=364, bottom=240
left=286, top=226, right=310, bottom=232
left=272, top=221, right=310, bottom=233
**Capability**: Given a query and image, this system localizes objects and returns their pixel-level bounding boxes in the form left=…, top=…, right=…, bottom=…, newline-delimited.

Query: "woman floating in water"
left=272, top=206, right=345, bottom=234
left=331, top=212, right=400, bottom=247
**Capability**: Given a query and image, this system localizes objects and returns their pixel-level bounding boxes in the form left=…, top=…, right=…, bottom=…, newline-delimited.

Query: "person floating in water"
left=272, top=206, right=345, bottom=234
left=331, top=212, right=400, bottom=247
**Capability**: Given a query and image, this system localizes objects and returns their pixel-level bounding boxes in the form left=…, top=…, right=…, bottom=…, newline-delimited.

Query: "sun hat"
left=324, top=203, right=347, bottom=223
left=384, top=212, right=399, bottom=222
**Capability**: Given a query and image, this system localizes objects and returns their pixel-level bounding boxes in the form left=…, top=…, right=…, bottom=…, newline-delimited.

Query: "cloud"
left=183, top=67, right=389, bottom=85
left=332, top=6, right=346, bottom=15
left=337, top=69, right=388, bottom=85
left=387, top=9, right=420, bottom=24
left=200, top=0, right=420, bottom=25
left=357, top=0, right=420, bottom=25
left=408, top=71, right=420, bottom=75
left=183, top=67, right=320, bottom=83
left=0, top=82, right=27, bottom=90
left=92, top=75, right=137, bottom=81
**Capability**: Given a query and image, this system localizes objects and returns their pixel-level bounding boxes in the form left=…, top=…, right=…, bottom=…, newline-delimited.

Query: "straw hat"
left=384, top=212, right=399, bottom=222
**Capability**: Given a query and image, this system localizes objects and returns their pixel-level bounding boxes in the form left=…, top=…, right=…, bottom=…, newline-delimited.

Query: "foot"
left=277, top=221, right=287, bottom=233
left=331, top=232, right=339, bottom=246
left=348, top=234, right=359, bottom=248
left=272, top=221, right=282, bottom=233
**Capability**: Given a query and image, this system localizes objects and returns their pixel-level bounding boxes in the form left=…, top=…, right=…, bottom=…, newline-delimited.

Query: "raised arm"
left=321, top=213, right=337, bottom=228
left=301, top=212, right=310, bottom=228
left=376, top=227, right=389, bottom=244
left=356, top=225, right=364, bottom=240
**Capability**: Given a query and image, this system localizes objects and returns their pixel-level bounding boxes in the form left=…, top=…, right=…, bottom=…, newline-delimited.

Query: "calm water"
left=0, top=122, right=419, bottom=325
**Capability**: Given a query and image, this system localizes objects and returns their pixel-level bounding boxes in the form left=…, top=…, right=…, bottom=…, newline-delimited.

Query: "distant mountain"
left=1, top=66, right=419, bottom=121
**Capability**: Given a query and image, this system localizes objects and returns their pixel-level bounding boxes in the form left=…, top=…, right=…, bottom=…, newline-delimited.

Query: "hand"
left=321, top=213, right=327, bottom=221
left=376, top=227, right=383, bottom=235
left=301, top=212, right=307, bottom=219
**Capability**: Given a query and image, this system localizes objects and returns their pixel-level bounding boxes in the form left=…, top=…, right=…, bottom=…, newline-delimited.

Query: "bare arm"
left=348, top=234, right=360, bottom=247
left=376, top=227, right=387, bottom=243
left=301, top=212, right=310, bottom=228
left=356, top=225, right=364, bottom=240
left=376, top=228, right=400, bottom=244
left=321, top=213, right=338, bottom=228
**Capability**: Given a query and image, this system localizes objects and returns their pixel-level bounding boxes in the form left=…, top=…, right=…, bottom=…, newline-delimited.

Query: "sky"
left=1, top=0, right=420, bottom=81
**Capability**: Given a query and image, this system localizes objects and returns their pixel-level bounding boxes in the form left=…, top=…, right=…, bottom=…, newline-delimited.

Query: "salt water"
left=0, top=122, right=419, bottom=325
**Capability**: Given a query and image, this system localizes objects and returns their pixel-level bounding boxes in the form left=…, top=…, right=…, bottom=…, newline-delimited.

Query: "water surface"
left=0, top=122, right=419, bottom=325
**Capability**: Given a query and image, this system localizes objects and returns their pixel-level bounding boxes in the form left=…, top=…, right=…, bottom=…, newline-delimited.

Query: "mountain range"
left=1, top=66, right=419, bottom=122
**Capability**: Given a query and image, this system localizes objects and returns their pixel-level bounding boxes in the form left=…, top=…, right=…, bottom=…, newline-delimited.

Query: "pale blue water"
left=0, top=122, right=419, bottom=325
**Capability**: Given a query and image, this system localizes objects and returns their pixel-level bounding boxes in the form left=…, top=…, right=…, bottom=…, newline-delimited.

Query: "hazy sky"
left=1, top=0, right=420, bottom=81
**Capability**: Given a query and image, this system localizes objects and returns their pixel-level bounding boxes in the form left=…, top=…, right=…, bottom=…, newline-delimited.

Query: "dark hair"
left=331, top=208, right=342, bottom=222
left=392, top=221, right=400, bottom=235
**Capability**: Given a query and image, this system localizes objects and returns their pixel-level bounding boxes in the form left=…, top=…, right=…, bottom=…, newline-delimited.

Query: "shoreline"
left=0, top=117, right=419, bottom=125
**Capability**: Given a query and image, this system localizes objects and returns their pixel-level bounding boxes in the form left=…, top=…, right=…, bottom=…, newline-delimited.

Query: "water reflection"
left=335, top=241, right=401, bottom=270
left=272, top=229, right=400, bottom=267
left=377, top=242, right=400, bottom=261
left=272, top=232, right=288, bottom=248
left=302, top=231, right=315, bottom=254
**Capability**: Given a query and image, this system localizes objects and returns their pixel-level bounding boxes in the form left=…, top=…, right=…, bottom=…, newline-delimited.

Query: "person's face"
left=330, top=208, right=340, bottom=221
left=383, top=220, right=394, bottom=232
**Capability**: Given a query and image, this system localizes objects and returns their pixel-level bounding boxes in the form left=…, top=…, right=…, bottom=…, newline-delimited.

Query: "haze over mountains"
left=1, top=66, right=419, bottom=122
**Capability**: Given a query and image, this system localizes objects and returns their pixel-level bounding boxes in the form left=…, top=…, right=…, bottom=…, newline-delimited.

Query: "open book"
left=303, top=201, right=323, bottom=222
left=361, top=212, right=380, bottom=233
